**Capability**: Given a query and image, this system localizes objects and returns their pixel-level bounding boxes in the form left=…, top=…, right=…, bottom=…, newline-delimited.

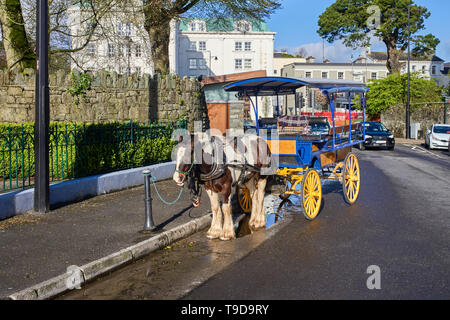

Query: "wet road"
left=61, top=144, right=450, bottom=300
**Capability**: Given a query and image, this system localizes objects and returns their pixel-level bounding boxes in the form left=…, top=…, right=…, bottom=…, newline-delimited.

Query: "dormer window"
left=188, top=20, right=206, bottom=32
left=235, top=20, right=251, bottom=32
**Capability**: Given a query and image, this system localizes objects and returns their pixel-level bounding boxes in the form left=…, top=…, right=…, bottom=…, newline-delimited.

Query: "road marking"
left=404, top=144, right=446, bottom=160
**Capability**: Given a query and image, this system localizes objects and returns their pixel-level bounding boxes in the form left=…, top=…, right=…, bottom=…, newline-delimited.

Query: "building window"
left=422, top=65, right=426, bottom=74
left=199, top=41, right=206, bottom=51
left=135, top=67, right=141, bottom=74
left=86, top=43, right=95, bottom=56
left=199, top=59, right=207, bottom=69
left=274, top=70, right=278, bottom=74
left=189, top=41, right=197, bottom=51
left=117, top=22, right=123, bottom=35
left=126, top=45, right=131, bottom=57
left=135, top=44, right=141, bottom=57
left=108, top=43, right=114, bottom=57
left=235, top=20, right=251, bottom=32
left=245, top=42, right=252, bottom=51
left=412, top=65, right=416, bottom=71
left=305, top=72, right=312, bottom=78
left=125, top=22, right=131, bottom=36
left=338, top=72, right=344, bottom=80
left=244, top=59, right=252, bottom=69
left=188, top=20, right=206, bottom=32
left=189, top=58, right=197, bottom=69
left=235, top=42, right=242, bottom=51
left=432, top=65, right=436, bottom=75
left=235, top=59, right=242, bottom=70
left=321, top=72, right=328, bottom=79
left=371, top=72, right=377, bottom=79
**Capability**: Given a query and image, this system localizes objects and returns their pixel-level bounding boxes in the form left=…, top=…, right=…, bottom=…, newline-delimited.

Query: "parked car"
left=425, top=124, right=450, bottom=150
left=358, top=121, right=395, bottom=150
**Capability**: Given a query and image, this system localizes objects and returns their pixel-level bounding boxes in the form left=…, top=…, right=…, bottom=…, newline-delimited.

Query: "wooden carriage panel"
left=320, top=147, right=351, bottom=167
left=266, top=139, right=297, bottom=155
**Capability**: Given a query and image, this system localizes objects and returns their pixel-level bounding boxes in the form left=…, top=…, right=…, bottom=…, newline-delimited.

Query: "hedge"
left=0, top=121, right=185, bottom=191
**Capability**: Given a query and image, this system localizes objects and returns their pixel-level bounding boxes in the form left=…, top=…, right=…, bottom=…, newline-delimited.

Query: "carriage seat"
left=277, top=115, right=309, bottom=134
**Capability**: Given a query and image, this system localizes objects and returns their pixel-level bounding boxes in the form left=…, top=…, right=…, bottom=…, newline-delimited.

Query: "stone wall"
left=381, top=103, right=450, bottom=138
left=0, top=69, right=208, bottom=132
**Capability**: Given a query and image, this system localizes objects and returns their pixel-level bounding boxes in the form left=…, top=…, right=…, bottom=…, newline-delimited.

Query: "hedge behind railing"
left=0, top=120, right=186, bottom=192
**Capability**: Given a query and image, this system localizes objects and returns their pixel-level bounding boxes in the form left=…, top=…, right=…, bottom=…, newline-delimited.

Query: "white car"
left=425, top=124, right=450, bottom=150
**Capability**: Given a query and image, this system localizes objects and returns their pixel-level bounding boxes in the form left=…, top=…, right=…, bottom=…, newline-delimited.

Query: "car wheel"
left=388, top=146, right=394, bottom=151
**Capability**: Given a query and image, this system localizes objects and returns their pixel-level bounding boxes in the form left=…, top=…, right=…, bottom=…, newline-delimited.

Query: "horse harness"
left=181, top=136, right=260, bottom=206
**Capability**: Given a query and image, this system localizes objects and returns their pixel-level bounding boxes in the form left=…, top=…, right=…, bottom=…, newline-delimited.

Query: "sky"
left=266, top=0, right=450, bottom=63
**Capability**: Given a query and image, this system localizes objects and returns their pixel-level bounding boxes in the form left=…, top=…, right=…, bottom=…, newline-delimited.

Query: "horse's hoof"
left=219, top=231, right=236, bottom=241
left=207, top=232, right=220, bottom=240
left=219, top=236, right=235, bottom=241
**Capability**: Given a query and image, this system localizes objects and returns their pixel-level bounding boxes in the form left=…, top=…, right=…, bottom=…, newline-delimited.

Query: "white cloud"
left=282, top=37, right=386, bottom=63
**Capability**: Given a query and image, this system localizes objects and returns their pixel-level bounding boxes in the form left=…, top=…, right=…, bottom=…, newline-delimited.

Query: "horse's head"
left=173, top=135, right=195, bottom=187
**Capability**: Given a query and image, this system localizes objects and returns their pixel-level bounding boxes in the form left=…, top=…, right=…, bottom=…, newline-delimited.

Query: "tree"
left=0, top=0, right=35, bottom=70
left=20, top=0, right=121, bottom=72
left=365, top=72, right=442, bottom=116
left=142, top=0, right=281, bottom=74
left=317, top=0, right=439, bottom=74
left=293, top=47, right=308, bottom=58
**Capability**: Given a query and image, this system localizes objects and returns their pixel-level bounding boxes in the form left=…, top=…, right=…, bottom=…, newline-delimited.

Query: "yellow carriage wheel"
left=301, top=169, right=322, bottom=220
left=343, top=153, right=361, bottom=205
left=237, top=185, right=252, bottom=214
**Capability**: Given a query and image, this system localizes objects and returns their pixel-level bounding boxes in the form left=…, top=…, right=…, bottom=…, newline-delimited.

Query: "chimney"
left=362, top=46, right=371, bottom=58
left=323, top=59, right=330, bottom=63
left=306, top=56, right=315, bottom=63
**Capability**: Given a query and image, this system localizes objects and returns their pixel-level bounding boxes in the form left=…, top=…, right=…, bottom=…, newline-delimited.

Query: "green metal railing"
left=0, top=120, right=187, bottom=193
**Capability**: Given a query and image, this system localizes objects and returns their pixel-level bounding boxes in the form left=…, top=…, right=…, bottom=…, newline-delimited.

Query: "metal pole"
left=142, top=170, right=156, bottom=231
left=406, top=3, right=411, bottom=139
left=34, top=0, right=50, bottom=213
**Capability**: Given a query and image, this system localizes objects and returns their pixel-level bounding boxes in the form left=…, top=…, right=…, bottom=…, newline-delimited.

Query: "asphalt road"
left=61, top=144, right=450, bottom=300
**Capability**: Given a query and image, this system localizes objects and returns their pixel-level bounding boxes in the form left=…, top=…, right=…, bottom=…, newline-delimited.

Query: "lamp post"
left=34, top=0, right=50, bottom=213
left=406, top=2, right=411, bottom=139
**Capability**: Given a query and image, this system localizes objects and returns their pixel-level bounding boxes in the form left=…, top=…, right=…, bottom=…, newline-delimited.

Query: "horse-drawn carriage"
left=224, top=77, right=368, bottom=221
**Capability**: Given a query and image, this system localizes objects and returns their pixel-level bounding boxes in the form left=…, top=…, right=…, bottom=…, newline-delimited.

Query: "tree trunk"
left=385, top=39, right=402, bottom=75
left=0, top=0, right=35, bottom=71
left=147, top=21, right=171, bottom=75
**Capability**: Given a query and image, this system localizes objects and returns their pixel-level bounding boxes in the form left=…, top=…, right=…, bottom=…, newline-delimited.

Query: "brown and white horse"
left=173, top=133, right=271, bottom=241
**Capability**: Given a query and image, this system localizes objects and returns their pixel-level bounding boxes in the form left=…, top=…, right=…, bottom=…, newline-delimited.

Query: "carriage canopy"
left=223, top=77, right=308, bottom=97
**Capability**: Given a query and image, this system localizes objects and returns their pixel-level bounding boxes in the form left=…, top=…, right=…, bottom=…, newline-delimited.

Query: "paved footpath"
left=0, top=180, right=210, bottom=299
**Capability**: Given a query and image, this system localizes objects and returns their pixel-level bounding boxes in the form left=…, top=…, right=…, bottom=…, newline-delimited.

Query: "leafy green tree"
left=317, top=0, right=439, bottom=74
left=365, top=72, right=442, bottom=116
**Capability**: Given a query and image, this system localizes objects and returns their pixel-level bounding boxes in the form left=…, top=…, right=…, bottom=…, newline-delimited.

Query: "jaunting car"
left=358, top=121, right=395, bottom=150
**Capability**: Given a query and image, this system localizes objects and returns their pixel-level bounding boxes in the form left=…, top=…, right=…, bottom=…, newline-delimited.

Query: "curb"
left=7, top=213, right=213, bottom=300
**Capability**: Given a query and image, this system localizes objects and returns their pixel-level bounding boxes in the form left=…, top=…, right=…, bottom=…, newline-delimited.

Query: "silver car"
left=425, top=124, right=450, bottom=150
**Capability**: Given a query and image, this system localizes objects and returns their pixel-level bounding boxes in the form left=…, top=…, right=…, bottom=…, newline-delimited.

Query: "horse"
left=173, top=132, right=272, bottom=241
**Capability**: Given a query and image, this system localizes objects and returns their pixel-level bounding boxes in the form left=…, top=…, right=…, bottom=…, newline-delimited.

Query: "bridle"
left=175, top=160, right=196, bottom=183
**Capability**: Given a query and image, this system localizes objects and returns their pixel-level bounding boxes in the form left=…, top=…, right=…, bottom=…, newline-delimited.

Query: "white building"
left=355, top=47, right=448, bottom=87
left=170, top=18, right=275, bottom=78
left=68, top=2, right=154, bottom=75
left=68, top=4, right=276, bottom=80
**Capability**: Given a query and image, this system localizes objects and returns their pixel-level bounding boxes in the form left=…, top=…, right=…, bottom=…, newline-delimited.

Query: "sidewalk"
left=395, top=138, right=424, bottom=145
left=0, top=180, right=211, bottom=299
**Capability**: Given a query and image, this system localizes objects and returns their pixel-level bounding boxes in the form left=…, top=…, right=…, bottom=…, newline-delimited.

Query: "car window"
left=433, top=126, right=450, bottom=134
left=366, top=123, right=388, bottom=132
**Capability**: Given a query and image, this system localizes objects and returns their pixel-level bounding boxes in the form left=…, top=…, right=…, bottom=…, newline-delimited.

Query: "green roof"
left=179, top=18, right=270, bottom=32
